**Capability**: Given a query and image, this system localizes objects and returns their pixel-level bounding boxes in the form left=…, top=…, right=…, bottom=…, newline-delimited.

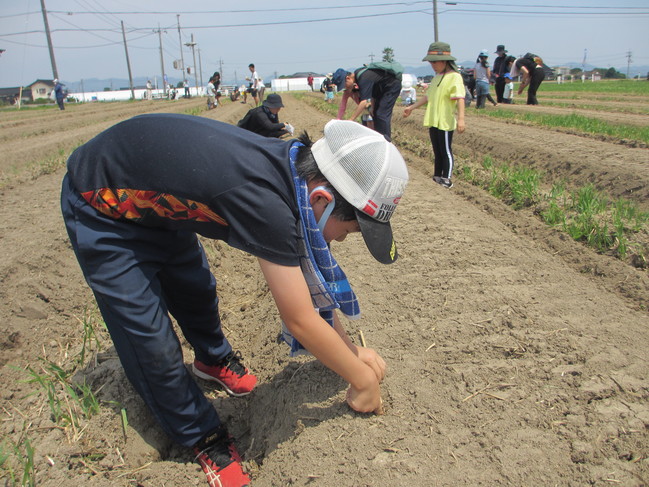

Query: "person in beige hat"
left=403, top=41, right=465, bottom=189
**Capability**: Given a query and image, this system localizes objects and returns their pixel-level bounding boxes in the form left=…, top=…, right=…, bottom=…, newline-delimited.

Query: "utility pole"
left=185, top=34, right=199, bottom=96
left=626, top=50, right=632, bottom=79
left=433, top=0, right=439, bottom=42
left=176, top=15, right=187, bottom=87
left=155, top=24, right=167, bottom=94
left=369, top=53, right=375, bottom=62
left=197, top=48, right=204, bottom=90
left=121, top=21, right=135, bottom=100
left=40, top=0, right=59, bottom=80
left=219, top=58, right=223, bottom=79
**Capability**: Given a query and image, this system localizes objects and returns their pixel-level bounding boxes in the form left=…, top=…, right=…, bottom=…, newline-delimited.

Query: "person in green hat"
left=403, top=41, right=465, bottom=189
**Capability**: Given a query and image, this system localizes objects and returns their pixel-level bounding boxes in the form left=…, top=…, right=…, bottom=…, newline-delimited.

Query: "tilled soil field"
left=1, top=91, right=648, bottom=486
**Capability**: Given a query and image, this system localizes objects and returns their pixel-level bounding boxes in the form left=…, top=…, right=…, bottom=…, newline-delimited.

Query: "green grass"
left=76, top=305, right=104, bottom=367
left=292, top=92, right=339, bottom=118
left=184, top=105, right=205, bottom=116
left=537, top=100, right=649, bottom=116
left=21, top=359, right=101, bottom=432
left=464, top=156, right=648, bottom=266
left=539, top=79, right=649, bottom=95
left=0, top=145, right=81, bottom=191
left=0, top=436, right=35, bottom=487
left=478, top=109, right=649, bottom=144
left=2, top=303, right=110, bottom=483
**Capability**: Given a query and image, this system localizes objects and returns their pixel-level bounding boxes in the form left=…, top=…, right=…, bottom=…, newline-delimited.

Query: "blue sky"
left=1, top=0, right=648, bottom=88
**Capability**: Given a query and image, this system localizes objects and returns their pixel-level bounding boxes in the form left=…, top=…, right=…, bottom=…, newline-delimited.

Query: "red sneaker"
left=192, top=351, right=257, bottom=397
left=193, top=426, right=251, bottom=487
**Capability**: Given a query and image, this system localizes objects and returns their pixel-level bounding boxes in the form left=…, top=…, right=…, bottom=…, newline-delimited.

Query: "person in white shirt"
left=206, top=78, right=216, bottom=109
left=257, top=75, right=265, bottom=106
left=243, top=63, right=261, bottom=105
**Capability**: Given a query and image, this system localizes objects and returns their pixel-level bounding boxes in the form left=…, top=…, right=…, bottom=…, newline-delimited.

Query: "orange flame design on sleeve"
left=81, top=189, right=228, bottom=226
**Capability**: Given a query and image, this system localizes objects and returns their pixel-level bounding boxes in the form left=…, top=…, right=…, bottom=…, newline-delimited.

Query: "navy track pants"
left=61, top=174, right=228, bottom=447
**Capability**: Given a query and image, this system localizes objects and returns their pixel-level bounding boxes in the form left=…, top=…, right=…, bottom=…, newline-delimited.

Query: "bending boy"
left=60, top=115, right=408, bottom=487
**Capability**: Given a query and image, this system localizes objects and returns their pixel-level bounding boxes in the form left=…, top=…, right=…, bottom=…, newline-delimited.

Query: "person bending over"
left=61, top=115, right=408, bottom=487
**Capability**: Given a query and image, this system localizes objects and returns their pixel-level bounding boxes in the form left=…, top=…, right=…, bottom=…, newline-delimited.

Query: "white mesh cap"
left=311, top=120, right=409, bottom=264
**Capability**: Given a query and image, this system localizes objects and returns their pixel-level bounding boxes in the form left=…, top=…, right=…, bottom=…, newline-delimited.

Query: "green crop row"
left=476, top=109, right=649, bottom=145
left=461, top=156, right=648, bottom=267
left=2, top=307, right=111, bottom=485
left=536, top=100, right=649, bottom=116
left=538, top=80, right=649, bottom=95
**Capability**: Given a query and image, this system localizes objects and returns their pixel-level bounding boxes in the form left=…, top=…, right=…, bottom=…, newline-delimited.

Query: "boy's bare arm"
left=332, top=311, right=386, bottom=382
left=258, top=258, right=381, bottom=413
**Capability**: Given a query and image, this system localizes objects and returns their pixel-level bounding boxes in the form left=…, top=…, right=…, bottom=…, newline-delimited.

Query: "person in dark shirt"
left=332, top=65, right=402, bottom=141
left=512, top=54, right=546, bottom=105
left=60, top=114, right=408, bottom=487
left=237, top=93, right=293, bottom=138
left=492, top=45, right=510, bottom=103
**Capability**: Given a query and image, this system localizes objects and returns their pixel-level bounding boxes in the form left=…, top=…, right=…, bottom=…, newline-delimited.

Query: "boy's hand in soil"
left=356, top=346, right=386, bottom=382
left=346, top=369, right=382, bottom=414
left=260, top=261, right=386, bottom=416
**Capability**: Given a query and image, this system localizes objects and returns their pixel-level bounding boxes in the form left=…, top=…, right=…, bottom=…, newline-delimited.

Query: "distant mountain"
left=402, top=63, right=649, bottom=79
left=60, top=63, right=648, bottom=91
left=561, top=62, right=649, bottom=78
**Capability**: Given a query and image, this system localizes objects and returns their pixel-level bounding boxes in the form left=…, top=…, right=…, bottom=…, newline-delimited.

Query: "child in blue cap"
left=503, top=73, right=514, bottom=104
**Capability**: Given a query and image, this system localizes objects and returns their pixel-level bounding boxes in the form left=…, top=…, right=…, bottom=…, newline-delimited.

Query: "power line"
left=0, top=31, right=156, bottom=49
left=49, top=12, right=117, bottom=43
left=0, top=11, right=41, bottom=19
left=3, top=3, right=647, bottom=39
left=436, top=8, right=648, bottom=15
left=0, top=8, right=429, bottom=36
left=41, top=1, right=649, bottom=15
left=46, top=1, right=433, bottom=15
left=73, top=0, right=122, bottom=28
left=453, top=1, right=648, bottom=9
left=4, top=0, right=647, bottom=22
left=430, top=8, right=648, bottom=17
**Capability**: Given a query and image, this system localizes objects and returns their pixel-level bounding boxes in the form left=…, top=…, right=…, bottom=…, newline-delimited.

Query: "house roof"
left=28, top=79, right=56, bottom=87
left=0, top=87, right=23, bottom=97
left=0, top=79, right=57, bottom=92
left=286, top=72, right=324, bottom=78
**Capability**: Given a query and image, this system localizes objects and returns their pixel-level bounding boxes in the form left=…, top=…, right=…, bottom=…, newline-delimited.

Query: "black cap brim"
left=355, top=209, right=398, bottom=264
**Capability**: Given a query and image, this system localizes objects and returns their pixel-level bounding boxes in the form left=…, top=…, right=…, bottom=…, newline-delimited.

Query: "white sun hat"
left=311, top=120, right=409, bottom=264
